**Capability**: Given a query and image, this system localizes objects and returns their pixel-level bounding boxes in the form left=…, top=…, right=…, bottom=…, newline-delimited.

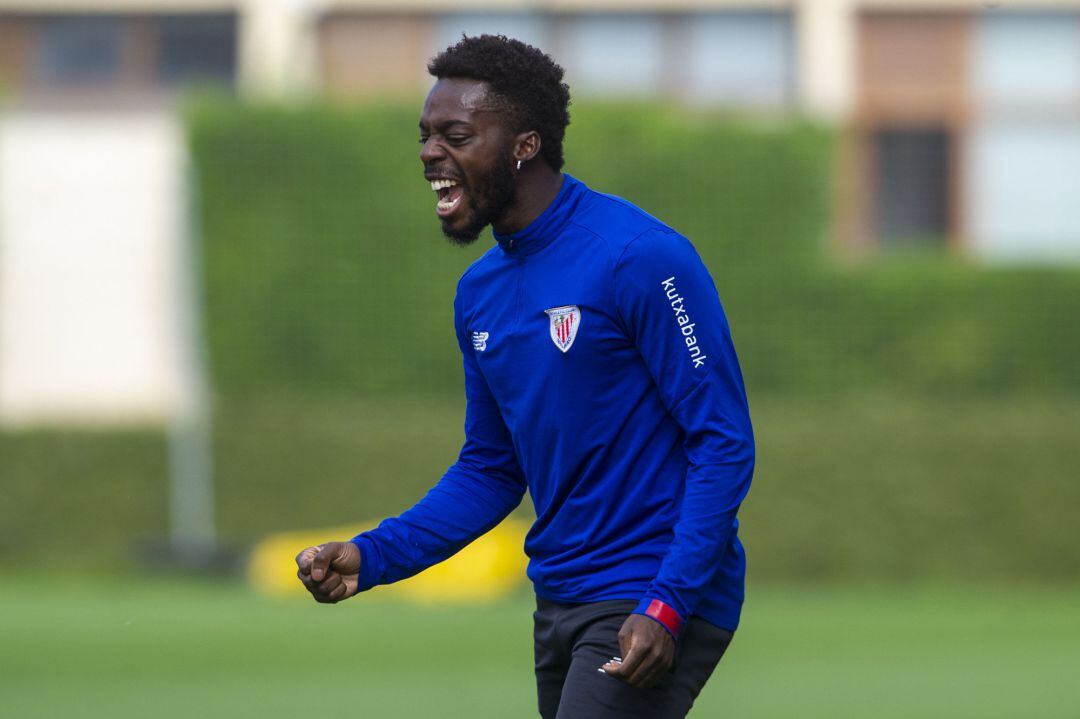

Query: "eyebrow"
left=418, top=119, right=473, bottom=132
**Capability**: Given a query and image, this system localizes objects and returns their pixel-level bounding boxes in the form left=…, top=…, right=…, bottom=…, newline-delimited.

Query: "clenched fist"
left=295, top=541, right=361, bottom=604
left=601, top=614, right=676, bottom=688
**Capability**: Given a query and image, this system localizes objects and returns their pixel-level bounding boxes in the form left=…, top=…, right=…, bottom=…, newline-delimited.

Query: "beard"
left=441, top=152, right=517, bottom=246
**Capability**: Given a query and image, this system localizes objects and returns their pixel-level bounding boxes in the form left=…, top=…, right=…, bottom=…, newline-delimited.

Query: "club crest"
left=545, top=305, right=581, bottom=353
left=471, top=331, right=489, bottom=352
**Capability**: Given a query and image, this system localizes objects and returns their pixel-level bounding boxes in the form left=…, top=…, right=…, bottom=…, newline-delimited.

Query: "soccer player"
left=296, top=35, right=755, bottom=718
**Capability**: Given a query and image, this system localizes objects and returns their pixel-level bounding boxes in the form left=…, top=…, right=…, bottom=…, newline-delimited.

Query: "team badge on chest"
left=545, top=305, right=581, bottom=353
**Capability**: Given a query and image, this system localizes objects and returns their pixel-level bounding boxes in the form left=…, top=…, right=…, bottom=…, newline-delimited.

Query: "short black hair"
left=428, top=34, right=571, bottom=172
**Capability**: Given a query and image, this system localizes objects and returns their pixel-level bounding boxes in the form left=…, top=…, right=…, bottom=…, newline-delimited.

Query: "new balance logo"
left=661, top=277, right=707, bottom=369
left=472, top=331, right=489, bottom=352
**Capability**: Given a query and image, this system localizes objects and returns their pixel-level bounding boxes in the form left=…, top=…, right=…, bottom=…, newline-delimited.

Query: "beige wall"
left=858, top=11, right=970, bottom=123
left=0, top=16, right=31, bottom=91
left=317, top=12, right=432, bottom=98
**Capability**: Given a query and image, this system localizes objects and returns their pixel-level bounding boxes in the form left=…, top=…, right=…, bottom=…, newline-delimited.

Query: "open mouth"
left=431, top=178, right=464, bottom=218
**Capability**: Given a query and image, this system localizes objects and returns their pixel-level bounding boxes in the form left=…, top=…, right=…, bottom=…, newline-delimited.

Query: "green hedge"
left=188, top=99, right=1080, bottom=397
left=6, top=394, right=1079, bottom=580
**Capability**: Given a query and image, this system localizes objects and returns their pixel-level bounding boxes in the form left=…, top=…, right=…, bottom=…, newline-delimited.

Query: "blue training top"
left=351, top=174, right=755, bottom=632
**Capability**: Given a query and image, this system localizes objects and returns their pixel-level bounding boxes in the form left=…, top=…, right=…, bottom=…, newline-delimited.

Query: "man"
left=296, top=35, right=754, bottom=718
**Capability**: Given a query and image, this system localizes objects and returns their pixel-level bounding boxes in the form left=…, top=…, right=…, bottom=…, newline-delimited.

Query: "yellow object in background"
left=248, top=518, right=530, bottom=603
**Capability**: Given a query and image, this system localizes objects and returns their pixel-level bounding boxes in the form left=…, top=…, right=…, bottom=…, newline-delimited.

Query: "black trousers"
left=533, top=597, right=734, bottom=719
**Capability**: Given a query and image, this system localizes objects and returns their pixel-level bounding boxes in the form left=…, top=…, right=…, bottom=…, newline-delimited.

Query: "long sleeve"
left=349, top=287, right=527, bottom=592
left=613, top=227, right=755, bottom=634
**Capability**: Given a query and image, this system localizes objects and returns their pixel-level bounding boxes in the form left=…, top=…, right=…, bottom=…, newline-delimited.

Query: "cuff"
left=632, top=597, right=685, bottom=640
left=349, top=535, right=381, bottom=593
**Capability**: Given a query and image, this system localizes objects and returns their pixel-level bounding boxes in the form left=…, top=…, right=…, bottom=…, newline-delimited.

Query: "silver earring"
left=517, top=160, right=523, bottom=171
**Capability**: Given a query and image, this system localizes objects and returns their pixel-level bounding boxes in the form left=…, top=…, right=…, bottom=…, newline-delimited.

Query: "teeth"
left=429, top=179, right=459, bottom=191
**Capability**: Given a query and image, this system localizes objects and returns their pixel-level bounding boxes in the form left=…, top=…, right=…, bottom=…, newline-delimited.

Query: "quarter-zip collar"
left=493, top=174, right=582, bottom=256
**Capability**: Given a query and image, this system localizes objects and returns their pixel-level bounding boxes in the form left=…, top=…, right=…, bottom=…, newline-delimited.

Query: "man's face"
left=419, top=78, right=518, bottom=245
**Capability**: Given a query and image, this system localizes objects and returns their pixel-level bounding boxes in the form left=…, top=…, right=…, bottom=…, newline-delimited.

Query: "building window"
left=968, top=13, right=1080, bottom=261
left=968, top=121, right=1080, bottom=260
left=874, top=128, right=951, bottom=247
left=974, top=12, right=1080, bottom=109
left=156, top=14, right=237, bottom=87
left=683, top=11, right=793, bottom=107
left=35, top=15, right=123, bottom=85
left=434, top=12, right=547, bottom=57
left=564, top=14, right=663, bottom=97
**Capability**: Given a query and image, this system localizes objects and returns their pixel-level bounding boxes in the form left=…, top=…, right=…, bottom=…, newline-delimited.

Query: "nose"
left=419, top=137, right=444, bottom=165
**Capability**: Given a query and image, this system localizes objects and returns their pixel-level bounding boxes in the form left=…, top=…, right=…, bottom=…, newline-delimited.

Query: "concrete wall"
left=0, top=107, right=194, bottom=426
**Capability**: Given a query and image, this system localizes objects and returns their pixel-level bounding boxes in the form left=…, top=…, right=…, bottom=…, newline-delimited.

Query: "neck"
left=492, top=165, right=563, bottom=235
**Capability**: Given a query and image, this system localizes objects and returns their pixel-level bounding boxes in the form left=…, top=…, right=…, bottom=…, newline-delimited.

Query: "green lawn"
left=2, top=579, right=1077, bottom=718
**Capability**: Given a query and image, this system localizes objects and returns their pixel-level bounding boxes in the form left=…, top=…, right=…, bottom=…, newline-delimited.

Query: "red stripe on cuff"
left=644, top=599, right=684, bottom=638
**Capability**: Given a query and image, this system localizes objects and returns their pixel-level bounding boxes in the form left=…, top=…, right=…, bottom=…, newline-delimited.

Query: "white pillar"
left=238, top=0, right=322, bottom=99
left=796, top=0, right=857, bottom=121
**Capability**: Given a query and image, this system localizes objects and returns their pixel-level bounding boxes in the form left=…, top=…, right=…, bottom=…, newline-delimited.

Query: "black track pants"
left=533, top=597, right=734, bottom=719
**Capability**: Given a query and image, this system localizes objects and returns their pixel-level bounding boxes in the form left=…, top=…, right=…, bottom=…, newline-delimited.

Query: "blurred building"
left=0, top=3, right=240, bottom=96
left=1, top=0, right=1079, bottom=425
left=2, top=0, right=1078, bottom=259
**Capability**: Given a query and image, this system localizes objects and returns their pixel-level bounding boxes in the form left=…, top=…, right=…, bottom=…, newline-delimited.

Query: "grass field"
left=2, top=578, right=1078, bottom=718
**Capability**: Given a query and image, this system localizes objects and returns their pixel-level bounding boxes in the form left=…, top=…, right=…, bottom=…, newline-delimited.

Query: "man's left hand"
left=601, top=614, right=675, bottom=688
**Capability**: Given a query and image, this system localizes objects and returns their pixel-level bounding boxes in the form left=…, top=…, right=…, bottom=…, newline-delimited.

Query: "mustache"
left=424, top=164, right=465, bottom=183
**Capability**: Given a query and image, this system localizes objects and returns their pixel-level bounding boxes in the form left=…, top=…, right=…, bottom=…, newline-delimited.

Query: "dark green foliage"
left=0, top=430, right=167, bottom=567
left=5, top=395, right=1079, bottom=580
left=187, top=99, right=1080, bottom=397
left=188, top=100, right=475, bottom=394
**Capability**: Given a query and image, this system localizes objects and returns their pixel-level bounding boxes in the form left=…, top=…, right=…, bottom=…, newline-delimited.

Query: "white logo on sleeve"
left=661, top=277, right=707, bottom=368
left=472, top=331, right=489, bottom=352
left=545, top=305, right=581, bottom=353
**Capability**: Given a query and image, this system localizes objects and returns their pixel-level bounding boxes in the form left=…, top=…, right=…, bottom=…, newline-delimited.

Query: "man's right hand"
left=295, top=542, right=361, bottom=604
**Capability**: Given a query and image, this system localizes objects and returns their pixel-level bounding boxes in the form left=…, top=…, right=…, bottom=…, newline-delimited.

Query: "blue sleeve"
left=349, top=286, right=527, bottom=592
left=614, top=228, right=755, bottom=629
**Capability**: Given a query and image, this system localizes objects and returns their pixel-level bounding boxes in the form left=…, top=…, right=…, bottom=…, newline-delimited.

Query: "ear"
left=513, top=130, right=542, bottom=164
